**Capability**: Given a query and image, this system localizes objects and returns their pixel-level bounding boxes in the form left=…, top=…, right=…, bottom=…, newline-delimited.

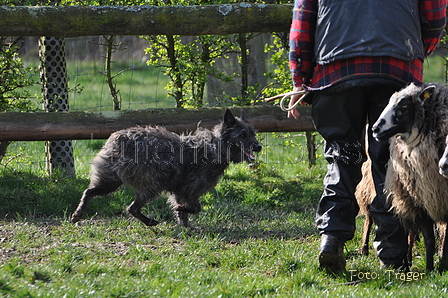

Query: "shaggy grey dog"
left=71, top=109, right=262, bottom=227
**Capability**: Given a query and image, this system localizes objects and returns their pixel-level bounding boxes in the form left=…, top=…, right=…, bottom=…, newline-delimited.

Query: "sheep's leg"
left=418, top=216, right=436, bottom=272
left=127, top=191, right=159, bottom=226
left=71, top=181, right=121, bottom=223
left=405, top=227, right=418, bottom=269
left=360, top=214, right=372, bottom=256
left=438, top=222, right=448, bottom=272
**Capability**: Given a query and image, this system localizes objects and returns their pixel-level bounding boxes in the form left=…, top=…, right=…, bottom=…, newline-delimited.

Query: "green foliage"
left=143, top=34, right=237, bottom=108
left=136, top=1, right=280, bottom=108
left=0, top=38, right=36, bottom=112
left=263, top=32, right=291, bottom=99
left=0, top=37, right=37, bottom=163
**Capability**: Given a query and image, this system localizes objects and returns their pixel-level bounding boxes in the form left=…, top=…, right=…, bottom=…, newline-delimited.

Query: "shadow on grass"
left=0, top=165, right=321, bottom=243
left=0, top=168, right=132, bottom=220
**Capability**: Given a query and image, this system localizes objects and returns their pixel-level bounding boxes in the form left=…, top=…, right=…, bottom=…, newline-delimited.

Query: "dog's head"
left=222, top=109, right=262, bottom=163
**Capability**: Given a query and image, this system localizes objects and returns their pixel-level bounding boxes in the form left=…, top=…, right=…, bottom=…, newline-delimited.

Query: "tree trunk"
left=248, top=34, right=270, bottom=93
left=104, top=35, right=122, bottom=111
left=238, top=33, right=249, bottom=102
left=166, top=35, right=184, bottom=108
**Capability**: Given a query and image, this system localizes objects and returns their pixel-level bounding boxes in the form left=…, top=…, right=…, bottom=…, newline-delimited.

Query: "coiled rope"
left=265, top=90, right=309, bottom=112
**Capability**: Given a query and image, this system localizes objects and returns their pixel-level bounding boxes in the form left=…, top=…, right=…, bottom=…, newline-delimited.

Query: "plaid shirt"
left=289, top=0, right=447, bottom=91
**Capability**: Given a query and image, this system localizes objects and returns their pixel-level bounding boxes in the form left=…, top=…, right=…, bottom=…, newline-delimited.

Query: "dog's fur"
left=71, top=109, right=262, bottom=227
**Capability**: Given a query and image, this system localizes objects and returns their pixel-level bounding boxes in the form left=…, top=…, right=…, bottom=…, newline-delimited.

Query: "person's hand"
left=287, top=86, right=305, bottom=119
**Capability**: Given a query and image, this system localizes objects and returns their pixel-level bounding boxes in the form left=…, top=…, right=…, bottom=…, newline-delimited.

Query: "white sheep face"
left=372, top=83, right=434, bottom=142
left=439, top=135, right=448, bottom=178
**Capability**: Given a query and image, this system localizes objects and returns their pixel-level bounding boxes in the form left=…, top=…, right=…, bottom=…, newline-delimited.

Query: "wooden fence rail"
left=0, top=106, right=313, bottom=141
left=0, top=4, right=292, bottom=37
left=0, top=4, right=314, bottom=142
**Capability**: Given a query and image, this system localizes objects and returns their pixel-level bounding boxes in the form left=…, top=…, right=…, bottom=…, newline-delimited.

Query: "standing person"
left=288, top=0, right=446, bottom=272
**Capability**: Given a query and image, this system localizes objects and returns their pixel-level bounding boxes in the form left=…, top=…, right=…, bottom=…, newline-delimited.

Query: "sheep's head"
left=439, top=135, right=448, bottom=178
left=372, top=83, right=436, bottom=142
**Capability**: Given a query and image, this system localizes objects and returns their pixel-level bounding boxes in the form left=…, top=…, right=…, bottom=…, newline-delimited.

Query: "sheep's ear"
left=420, top=85, right=436, bottom=102
left=224, top=108, right=237, bottom=127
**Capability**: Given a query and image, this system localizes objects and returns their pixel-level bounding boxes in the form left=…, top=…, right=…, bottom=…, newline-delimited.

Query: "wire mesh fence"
left=2, top=133, right=323, bottom=176
left=1, top=33, right=327, bottom=186
left=19, top=35, right=276, bottom=112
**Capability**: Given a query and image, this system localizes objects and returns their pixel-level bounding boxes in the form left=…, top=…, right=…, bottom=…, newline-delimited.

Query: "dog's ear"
left=224, top=108, right=237, bottom=127
left=240, top=109, right=246, bottom=121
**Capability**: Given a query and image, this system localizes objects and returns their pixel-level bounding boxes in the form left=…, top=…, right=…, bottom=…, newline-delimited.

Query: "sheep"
left=372, top=82, right=448, bottom=271
left=354, top=133, right=401, bottom=258
left=355, top=156, right=418, bottom=268
left=355, top=157, right=375, bottom=256
left=354, top=130, right=410, bottom=259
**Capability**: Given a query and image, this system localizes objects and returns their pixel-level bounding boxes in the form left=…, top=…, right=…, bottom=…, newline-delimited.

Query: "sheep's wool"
left=384, top=84, right=448, bottom=223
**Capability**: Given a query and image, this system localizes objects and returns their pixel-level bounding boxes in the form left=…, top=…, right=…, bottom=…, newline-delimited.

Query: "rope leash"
left=264, top=90, right=309, bottom=112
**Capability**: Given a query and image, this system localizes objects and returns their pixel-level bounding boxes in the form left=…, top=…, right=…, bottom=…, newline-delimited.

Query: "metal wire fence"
left=19, top=35, right=275, bottom=112
left=2, top=133, right=323, bottom=175
left=2, top=35, right=324, bottom=180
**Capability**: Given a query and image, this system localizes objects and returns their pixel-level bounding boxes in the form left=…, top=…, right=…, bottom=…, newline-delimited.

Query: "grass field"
left=0, top=56, right=448, bottom=296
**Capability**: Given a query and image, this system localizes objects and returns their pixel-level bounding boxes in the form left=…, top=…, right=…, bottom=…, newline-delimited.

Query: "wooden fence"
left=0, top=4, right=292, bottom=37
left=0, top=4, right=315, bottom=142
left=0, top=106, right=314, bottom=141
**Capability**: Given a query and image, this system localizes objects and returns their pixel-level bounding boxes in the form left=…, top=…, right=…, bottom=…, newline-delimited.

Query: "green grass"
left=1, top=135, right=448, bottom=297
left=1, top=56, right=448, bottom=296
left=0, top=210, right=446, bottom=297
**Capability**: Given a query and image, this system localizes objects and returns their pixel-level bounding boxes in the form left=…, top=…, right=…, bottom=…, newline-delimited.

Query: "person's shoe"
left=318, top=234, right=346, bottom=272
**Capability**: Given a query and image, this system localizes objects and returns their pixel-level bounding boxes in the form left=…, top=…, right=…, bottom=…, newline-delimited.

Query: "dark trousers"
left=312, top=85, right=408, bottom=261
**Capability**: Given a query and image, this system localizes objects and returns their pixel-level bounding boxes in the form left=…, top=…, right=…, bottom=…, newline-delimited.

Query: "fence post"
left=39, top=36, right=75, bottom=176
left=306, top=131, right=316, bottom=167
